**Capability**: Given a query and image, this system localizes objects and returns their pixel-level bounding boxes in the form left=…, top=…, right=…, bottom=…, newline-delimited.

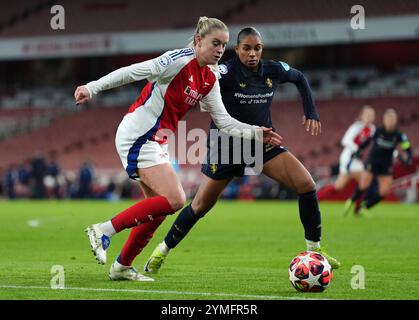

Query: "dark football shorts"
left=365, top=161, right=393, bottom=176
left=201, top=145, right=288, bottom=180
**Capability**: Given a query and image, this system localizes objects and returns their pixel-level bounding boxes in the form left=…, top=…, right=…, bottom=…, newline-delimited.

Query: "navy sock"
left=164, top=204, right=203, bottom=249
left=298, top=190, right=322, bottom=242
left=365, top=194, right=383, bottom=209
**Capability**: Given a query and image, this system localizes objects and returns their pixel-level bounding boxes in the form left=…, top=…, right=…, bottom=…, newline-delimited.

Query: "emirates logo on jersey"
left=184, top=85, right=203, bottom=106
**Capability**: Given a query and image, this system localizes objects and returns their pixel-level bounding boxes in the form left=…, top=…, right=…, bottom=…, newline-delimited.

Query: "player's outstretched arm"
left=201, top=81, right=283, bottom=146
left=74, top=64, right=152, bottom=106
left=74, top=54, right=168, bottom=105
left=277, top=62, right=321, bottom=136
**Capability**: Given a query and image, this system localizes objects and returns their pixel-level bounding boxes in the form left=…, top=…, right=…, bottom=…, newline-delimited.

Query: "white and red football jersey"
left=85, top=48, right=257, bottom=143
left=341, top=121, right=375, bottom=152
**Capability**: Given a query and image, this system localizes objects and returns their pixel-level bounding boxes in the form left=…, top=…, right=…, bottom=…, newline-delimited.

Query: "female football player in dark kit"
left=344, top=108, right=413, bottom=216
left=143, top=27, right=340, bottom=275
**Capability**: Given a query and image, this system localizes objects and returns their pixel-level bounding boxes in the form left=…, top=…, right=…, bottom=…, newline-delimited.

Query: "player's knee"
left=167, top=191, right=187, bottom=212
left=379, top=187, right=391, bottom=197
left=297, top=178, right=316, bottom=194
left=334, top=184, right=344, bottom=192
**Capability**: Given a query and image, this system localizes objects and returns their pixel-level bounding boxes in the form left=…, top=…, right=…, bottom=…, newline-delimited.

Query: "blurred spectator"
left=78, top=162, right=94, bottom=198
left=103, top=178, right=119, bottom=201
left=238, top=176, right=255, bottom=200
left=3, top=164, right=17, bottom=199
left=221, top=178, right=240, bottom=199
left=0, top=166, right=3, bottom=196
left=30, top=152, right=47, bottom=198
left=64, top=172, right=78, bottom=199
left=47, top=153, right=61, bottom=198
left=15, top=160, right=31, bottom=198
left=18, top=161, right=30, bottom=186
left=120, top=178, right=137, bottom=199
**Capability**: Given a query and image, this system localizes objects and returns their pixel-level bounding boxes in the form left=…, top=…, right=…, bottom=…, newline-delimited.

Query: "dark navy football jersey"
left=209, top=56, right=318, bottom=133
left=367, top=127, right=409, bottom=166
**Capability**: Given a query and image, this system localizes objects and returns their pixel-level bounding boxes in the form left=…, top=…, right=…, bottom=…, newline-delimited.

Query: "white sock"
left=306, top=240, right=320, bottom=251
left=159, top=241, right=171, bottom=255
left=113, top=260, right=129, bottom=271
left=99, top=220, right=116, bottom=237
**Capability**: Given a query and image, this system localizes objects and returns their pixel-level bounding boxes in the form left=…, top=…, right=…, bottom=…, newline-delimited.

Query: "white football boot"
left=85, top=223, right=111, bottom=265
left=109, top=262, right=155, bottom=282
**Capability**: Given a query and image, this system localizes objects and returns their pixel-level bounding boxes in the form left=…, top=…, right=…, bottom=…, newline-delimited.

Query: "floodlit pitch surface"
left=0, top=200, right=418, bottom=300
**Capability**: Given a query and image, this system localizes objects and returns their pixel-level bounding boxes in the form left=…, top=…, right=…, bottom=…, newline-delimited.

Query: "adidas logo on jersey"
left=188, top=75, right=194, bottom=82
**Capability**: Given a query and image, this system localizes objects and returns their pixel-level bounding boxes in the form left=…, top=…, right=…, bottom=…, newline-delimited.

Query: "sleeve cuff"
left=84, top=84, right=94, bottom=98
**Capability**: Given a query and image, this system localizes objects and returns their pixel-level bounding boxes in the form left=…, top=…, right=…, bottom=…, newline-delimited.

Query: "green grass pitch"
left=0, top=200, right=418, bottom=300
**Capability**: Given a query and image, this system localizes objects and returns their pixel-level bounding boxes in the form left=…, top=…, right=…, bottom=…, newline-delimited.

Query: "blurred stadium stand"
left=0, top=1, right=418, bottom=201
left=229, top=0, right=419, bottom=24
left=1, top=0, right=419, bottom=37
left=0, top=0, right=243, bottom=37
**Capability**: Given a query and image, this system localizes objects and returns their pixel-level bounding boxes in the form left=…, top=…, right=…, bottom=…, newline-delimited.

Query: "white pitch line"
left=0, top=285, right=331, bottom=300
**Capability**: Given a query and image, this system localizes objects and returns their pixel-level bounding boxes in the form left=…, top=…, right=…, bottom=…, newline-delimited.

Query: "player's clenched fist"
left=74, top=86, right=91, bottom=105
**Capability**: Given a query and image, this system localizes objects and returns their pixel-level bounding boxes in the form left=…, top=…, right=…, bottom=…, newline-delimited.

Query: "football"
left=288, top=251, right=333, bottom=292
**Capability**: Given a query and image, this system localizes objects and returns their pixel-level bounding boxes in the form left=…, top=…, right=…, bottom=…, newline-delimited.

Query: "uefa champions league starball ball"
left=288, top=251, right=333, bottom=292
